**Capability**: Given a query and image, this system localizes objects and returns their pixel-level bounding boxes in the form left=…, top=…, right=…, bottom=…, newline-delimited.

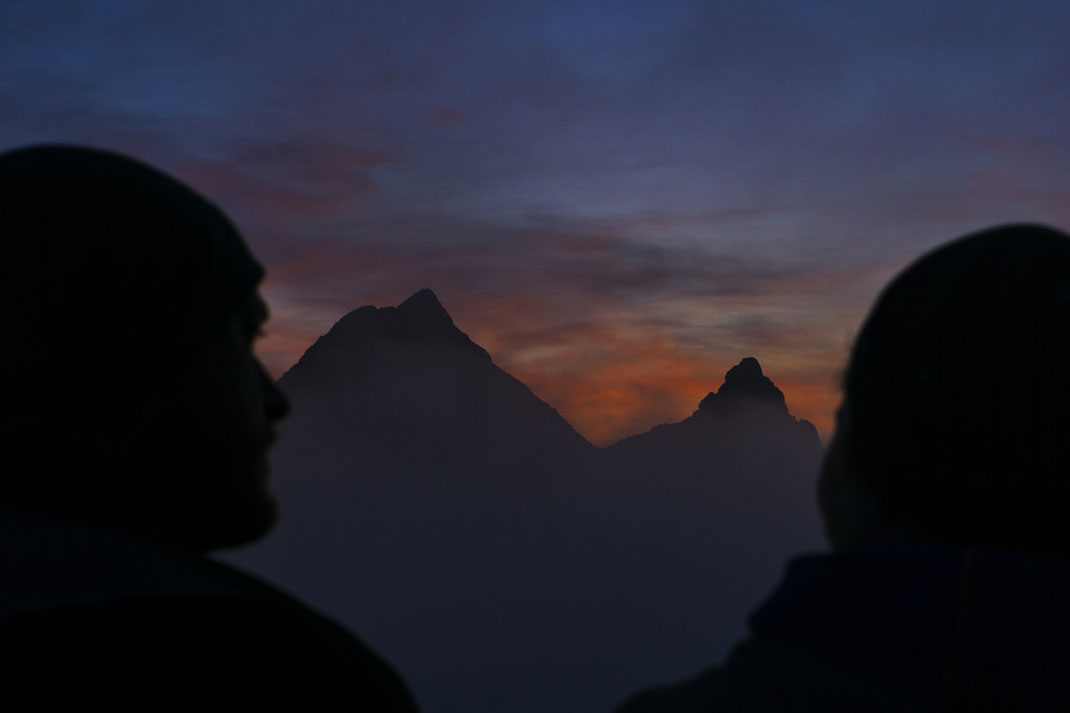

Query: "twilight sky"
left=4, top=0, right=1070, bottom=445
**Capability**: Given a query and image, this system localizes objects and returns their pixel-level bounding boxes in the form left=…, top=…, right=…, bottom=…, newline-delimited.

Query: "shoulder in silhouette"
left=0, top=144, right=418, bottom=707
left=612, top=224, right=1070, bottom=712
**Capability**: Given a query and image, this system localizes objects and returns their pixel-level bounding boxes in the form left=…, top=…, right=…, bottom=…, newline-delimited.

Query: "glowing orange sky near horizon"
left=502, top=352, right=841, bottom=448
left=252, top=230, right=874, bottom=450
left=257, top=291, right=848, bottom=449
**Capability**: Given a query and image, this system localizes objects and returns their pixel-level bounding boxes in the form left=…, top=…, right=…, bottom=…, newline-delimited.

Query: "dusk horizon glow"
left=5, top=0, right=1070, bottom=446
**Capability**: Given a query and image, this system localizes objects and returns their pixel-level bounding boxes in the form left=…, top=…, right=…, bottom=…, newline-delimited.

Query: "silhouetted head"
left=819, top=224, right=1070, bottom=557
left=0, top=144, right=289, bottom=552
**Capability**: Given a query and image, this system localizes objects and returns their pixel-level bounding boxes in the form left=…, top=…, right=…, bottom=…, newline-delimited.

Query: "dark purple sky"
left=5, top=1, right=1070, bottom=443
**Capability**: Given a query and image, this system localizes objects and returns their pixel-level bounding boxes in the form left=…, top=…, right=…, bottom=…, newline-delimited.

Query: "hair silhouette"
left=824, top=223, right=1070, bottom=555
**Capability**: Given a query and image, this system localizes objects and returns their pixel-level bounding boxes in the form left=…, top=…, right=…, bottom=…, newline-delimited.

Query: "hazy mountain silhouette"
left=277, top=288, right=593, bottom=490
left=606, top=357, right=821, bottom=510
left=610, top=356, right=817, bottom=450
left=226, top=290, right=825, bottom=713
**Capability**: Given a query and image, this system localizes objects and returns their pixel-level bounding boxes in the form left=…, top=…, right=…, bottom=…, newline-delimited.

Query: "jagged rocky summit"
left=696, top=356, right=787, bottom=416
left=606, top=355, right=820, bottom=464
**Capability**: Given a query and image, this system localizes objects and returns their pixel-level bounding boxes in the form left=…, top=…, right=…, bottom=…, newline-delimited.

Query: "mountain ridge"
left=281, top=288, right=816, bottom=448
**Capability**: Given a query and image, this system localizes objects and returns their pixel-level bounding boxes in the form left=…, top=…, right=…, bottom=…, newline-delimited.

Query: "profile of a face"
left=167, top=289, right=291, bottom=550
left=0, top=144, right=296, bottom=552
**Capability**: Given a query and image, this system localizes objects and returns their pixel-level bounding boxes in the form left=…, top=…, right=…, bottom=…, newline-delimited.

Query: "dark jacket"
left=0, top=508, right=419, bottom=707
left=613, top=544, right=1070, bottom=713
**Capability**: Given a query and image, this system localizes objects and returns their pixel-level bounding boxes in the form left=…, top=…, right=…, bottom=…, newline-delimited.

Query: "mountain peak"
left=697, top=357, right=787, bottom=415
left=725, top=356, right=763, bottom=383
left=396, top=288, right=455, bottom=332
left=399, top=288, right=445, bottom=313
left=280, top=289, right=490, bottom=382
left=325, top=289, right=457, bottom=341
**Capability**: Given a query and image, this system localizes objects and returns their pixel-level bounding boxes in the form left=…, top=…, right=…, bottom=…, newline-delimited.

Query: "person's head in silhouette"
left=0, top=145, right=289, bottom=552
left=819, top=224, right=1070, bottom=557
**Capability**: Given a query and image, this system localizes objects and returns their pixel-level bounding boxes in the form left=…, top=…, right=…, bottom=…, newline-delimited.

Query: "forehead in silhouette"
left=0, top=144, right=264, bottom=350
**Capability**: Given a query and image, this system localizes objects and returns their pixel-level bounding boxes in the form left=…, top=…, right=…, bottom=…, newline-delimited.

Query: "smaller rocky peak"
left=725, top=356, right=764, bottom=385
left=698, top=357, right=787, bottom=415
